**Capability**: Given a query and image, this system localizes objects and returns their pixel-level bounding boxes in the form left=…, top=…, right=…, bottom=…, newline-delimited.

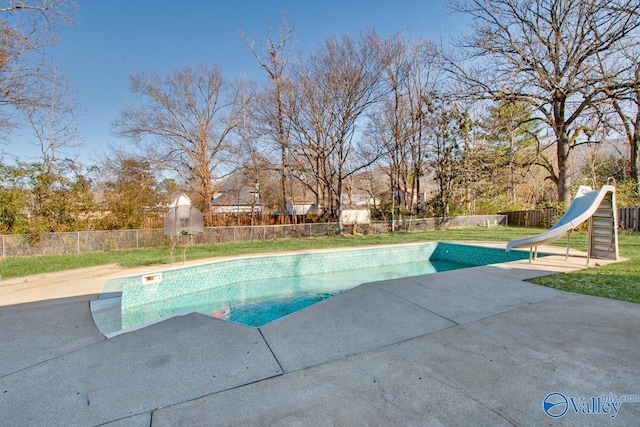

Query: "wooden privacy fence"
left=501, top=207, right=640, bottom=232
left=618, top=207, right=640, bottom=232
left=500, top=209, right=560, bottom=229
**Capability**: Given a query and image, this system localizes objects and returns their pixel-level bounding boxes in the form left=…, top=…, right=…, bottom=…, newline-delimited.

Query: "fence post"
left=2, top=235, right=4, bottom=260
left=136, top=229, right=139, bottom=249
left=77, top=232, right=80, bottom=253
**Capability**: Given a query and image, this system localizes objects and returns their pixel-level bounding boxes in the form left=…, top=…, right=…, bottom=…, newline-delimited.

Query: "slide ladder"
left=588, top=191, right=619, bottom=261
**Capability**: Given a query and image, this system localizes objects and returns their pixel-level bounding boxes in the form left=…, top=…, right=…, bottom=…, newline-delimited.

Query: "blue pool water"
left=141, top=259, right=469, bottom=328
left=92, top=242, right=533, bottom=334
left=225, top=259, right=469, bottom=327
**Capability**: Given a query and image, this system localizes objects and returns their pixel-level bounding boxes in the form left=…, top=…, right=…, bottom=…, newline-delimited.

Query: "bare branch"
left=447, top=0, right=640, bottom=202
left=113, top=64, right=244, bottom=215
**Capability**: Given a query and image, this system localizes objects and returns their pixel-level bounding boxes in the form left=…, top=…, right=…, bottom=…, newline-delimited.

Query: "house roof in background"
left=211, top=184, right=260, bottom=207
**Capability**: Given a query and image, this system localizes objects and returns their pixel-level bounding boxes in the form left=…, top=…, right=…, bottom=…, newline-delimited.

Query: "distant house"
left=210, top=184, right=262, bottom=215
left=341, top=193, right=380, bottom=207
left=286, top=201, right=322, bottom=216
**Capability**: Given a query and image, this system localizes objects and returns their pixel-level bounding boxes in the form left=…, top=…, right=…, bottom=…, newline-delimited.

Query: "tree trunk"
left=632, top=129, right=639, bottom=192
left=336, top=141, right=344, bottom=235
left=413, top=162, right=420, bottom=214
left=556, top=133, right=572, bottom=205
left=336, top=174, right=343, bottom=235
left=553, top=96, right=572, bottom=205
left=632, top=87, right=640, bottom=192
left=280, top=150, right=287, bottom=223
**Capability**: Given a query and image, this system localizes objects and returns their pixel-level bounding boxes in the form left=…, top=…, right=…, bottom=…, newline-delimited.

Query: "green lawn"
left=530, top=231, right=640, bottom=304
left=0, top=226, right=539, bottom=278
left=1, top=226, right=638, bottom=304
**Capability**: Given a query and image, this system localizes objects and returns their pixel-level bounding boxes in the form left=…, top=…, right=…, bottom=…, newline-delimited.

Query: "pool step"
left=90, top=292, right=123, bottom=336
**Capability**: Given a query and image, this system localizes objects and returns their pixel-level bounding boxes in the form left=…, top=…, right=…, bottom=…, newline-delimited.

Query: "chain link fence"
left=1, top=215, right=506, bottom=259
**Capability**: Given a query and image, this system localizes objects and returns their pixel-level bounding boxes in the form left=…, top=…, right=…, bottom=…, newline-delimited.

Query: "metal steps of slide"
left=589, top=194, right=618, bottom=260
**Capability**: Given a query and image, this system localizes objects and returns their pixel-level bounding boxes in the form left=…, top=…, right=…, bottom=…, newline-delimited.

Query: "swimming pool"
left=91, top=242, right=533, bottom=336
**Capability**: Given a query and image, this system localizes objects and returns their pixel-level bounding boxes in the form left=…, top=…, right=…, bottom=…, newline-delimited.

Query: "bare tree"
left=300, top=30, right=385, bottom=233
left=113, top=64, right=244, bottom=218
left=375, top=33, right=413, bottom=215
left=25, top=67, right=82, bottom=175
left=374, top=34, right=441, bottom=215
left=605, top=55, right=640, bottom=191
left=0, top=0, right=76, bottom=133
left=577, top=139, right=625, bottom=189
left=288, top=55, right=336, bottom=215
left=448, top=0, right=640, bottom=204
left=233, top=77, right=276, bottom=224
left=242, top=16, right=297, bottom=222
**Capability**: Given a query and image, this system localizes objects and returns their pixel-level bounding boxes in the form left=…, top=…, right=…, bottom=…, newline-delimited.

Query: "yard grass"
left=530, top=231, right=640, bottom=304
left=1, top=225, right=638, bottom=304
left=0, top=226, right=539, bottom=278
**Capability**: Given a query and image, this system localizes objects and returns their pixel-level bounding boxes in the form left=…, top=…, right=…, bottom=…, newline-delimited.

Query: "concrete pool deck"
left=1, top=242, right=639, bottom=426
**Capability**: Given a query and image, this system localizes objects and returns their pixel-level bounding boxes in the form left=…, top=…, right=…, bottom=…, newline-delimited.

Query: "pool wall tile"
left=431, top=243, right=532, bottom=266
left=118, top=243, right=439, bottom=314
left=103, top=242, right=536, bottom=332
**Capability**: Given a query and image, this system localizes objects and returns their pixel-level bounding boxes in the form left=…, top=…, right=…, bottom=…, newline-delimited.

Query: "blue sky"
left=8, top=1, right=468, bottom=164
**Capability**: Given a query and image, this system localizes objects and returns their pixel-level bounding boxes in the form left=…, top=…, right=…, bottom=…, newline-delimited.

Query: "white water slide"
left=506, top=185, right=619, bottom=263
